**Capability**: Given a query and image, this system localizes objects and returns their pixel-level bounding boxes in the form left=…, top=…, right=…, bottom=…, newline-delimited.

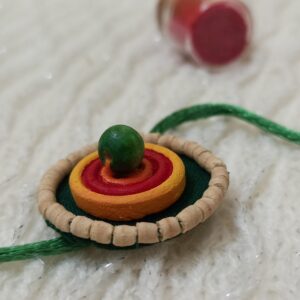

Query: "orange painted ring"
left=69, top=143, right=186, bottom=221
left=101, top=158, right=153, bottom=185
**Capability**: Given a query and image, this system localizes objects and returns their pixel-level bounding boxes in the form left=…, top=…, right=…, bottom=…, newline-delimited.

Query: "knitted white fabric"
left=0, top=0, right=299, bottom=299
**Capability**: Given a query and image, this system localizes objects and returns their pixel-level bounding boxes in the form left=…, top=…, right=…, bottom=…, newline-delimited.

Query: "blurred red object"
left=157, top=0, right=252, bottom=66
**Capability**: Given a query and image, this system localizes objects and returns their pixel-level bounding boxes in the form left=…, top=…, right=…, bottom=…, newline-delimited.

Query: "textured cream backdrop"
left=0, top=0, right=300, bottom=299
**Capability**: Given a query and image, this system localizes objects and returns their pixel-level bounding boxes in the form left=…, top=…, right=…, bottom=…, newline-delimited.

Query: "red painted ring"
left=81, top=149, right=173, bottom=196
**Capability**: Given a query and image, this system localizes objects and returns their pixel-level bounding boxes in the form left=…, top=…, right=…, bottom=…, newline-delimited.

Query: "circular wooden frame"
left=38, top=133, right=229, bottom=247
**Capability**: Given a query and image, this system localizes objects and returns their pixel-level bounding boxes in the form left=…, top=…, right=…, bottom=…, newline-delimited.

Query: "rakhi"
left=0, top=103, right=299, bottom=263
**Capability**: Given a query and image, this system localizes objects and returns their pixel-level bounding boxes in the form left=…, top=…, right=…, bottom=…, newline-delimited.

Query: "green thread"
left=0, top=237, right=87, bottom=263
left=1, top=102, right=299, bottom=263
left=151, top=103, right=300, bottom=143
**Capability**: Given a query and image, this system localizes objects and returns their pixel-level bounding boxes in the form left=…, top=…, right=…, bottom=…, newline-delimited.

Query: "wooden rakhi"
left=0, top=103, right=299, bottom=263
left=38, top=133, right=228, bottom=248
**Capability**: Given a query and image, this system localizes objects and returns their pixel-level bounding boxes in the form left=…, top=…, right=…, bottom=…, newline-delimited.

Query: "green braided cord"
left=1, top=103, right=299, bottom=264
left=0, top=237, right=87, bottom=263
left=151, top=103, right=300, bottom=143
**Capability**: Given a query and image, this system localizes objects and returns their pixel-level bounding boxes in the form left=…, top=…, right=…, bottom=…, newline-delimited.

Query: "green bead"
left=98, top=125, right=144, bottom=174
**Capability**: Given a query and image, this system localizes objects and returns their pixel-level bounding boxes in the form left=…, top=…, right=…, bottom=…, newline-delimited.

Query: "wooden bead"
left=39, top=173, right=61, bottom=193
left=176, top=205, right=204, bottom=233
left=54, top=211, right=75, bottom=233
left=99, top=126, right=144, bottom=174
left=182, top=141, right=199, bottom=158
left=211, top=166, right=229, bottom=178
left=90, top=221, right=114, bottom=245
left=203, top=186, right=224, bottom=203
left=169, top=137, right=186, bottom=154
left=66, top=151, right=84, bottom=167
left=80, top=143, right=97, bottom=157
left=157, top=217, right=182, bottom=241
left=194, top=198, right=214, bottom=221
left=38, top=190, right=56, bottom=216
left=112, top=225, right=137, bottom=247
left=51, top=159, right=73, bottom=176
left=157, top=134, right=176, bottom=148
left=197, top=193, right=226, bottom=220
left=209, top=175, right=229, bottom=192
left=142, top=132, right=161, bottom=144
left=192, top=145, right=209, bottom=158
left=136, top=222, right=160, bottom=244
left=70, top=216, right=93, bottom=239
left=205, top=156, right=226, bottom=172
left=45, top=203, right=66, bottom=225
left=194, top=151, right=214, bottom=169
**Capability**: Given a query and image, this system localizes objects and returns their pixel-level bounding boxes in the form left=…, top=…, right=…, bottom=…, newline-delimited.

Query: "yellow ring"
left=69, top=143, right=186, bottom=221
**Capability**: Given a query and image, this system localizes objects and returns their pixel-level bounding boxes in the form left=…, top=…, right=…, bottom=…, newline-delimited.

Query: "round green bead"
left=98, top=125, right=144, bottom=174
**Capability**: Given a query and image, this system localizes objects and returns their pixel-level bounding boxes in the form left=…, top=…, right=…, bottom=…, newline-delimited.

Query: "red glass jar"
left=157, top=0, right=252, bottom=66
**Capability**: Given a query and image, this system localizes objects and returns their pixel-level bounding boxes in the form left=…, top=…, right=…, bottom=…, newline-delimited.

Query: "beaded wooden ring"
left=38, top=133, right=229, bottom=247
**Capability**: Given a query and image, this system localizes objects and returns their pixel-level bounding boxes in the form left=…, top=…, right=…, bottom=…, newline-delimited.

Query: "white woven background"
left=0, top=0, right=300, bottom=299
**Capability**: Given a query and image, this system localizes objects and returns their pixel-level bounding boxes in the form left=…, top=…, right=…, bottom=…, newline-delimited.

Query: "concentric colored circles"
left=69, top=143, right=186, bottom=221
left=81, top=149, right=173, bottom=196
left=100, top=158, right=153, bottom=185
